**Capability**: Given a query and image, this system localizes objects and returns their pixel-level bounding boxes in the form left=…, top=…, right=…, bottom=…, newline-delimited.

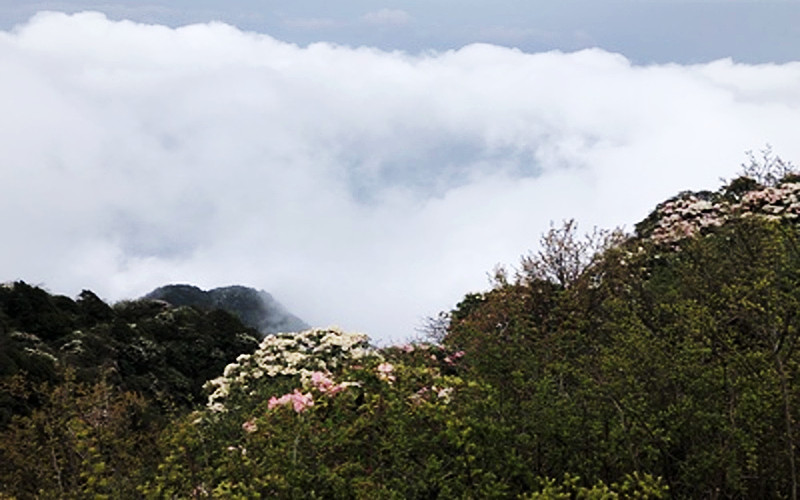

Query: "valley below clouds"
left=2, top=11, right=800, bottom=342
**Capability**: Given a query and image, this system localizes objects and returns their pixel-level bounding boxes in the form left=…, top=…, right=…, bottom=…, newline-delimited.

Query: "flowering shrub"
left=738, top=182, right=800, bottom=220
left=145, top=336, right=481, bottom=498
left=203, top=327, right=374, bottom=412
left=650, top=194, right=726, bottom=244
left=646, top=181, right=800, bottom=246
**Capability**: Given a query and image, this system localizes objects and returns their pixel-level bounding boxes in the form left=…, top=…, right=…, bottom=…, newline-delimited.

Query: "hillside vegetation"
left=144, top=285, right=308, bottom=335
left=3, top=154, right=800, bottom=498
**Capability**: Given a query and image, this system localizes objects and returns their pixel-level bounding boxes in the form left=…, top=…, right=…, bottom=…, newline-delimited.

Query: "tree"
left=738, top=144, right=797, bottom=187
left=519, top=219, right=625, bottom=288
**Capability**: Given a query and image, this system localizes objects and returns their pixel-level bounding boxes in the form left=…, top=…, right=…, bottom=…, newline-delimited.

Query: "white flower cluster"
left=204, top=327, right=375, bottom=412
left=23, top=347, right=58, bottom=364
left=9, top=331, right=42, bottom=342
left=651, top=182, right=800, bottom=245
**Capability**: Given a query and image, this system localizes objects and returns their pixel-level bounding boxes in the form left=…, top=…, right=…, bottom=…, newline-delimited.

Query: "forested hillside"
left=3, top=159, right=800, bottom=498
left=0, top=284, right=261, bottom=422
left=143, top=285, right=308, bottom=335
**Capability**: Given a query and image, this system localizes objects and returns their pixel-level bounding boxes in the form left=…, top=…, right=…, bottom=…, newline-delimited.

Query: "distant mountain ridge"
left=143, top=284, right=308, bottom=336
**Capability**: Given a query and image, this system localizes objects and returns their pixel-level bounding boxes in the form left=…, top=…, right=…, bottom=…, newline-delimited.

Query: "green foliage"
left=0, top=282, right=75, bottom=343
left=0, top=283, right=260, bottom=422
left=444, top=213, right=800, bottom=498
left=521, top=473, right=668, bottom=499
left=0, top=370, right=162, bottom=498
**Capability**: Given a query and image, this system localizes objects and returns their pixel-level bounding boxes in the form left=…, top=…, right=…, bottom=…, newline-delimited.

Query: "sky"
left=2, top=1, right=800, bottom=64
left=1, top=3, right=800, bottom=344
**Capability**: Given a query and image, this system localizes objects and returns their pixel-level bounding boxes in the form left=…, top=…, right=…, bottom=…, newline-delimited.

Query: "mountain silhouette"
left=143, top=284, right=308, bottom=335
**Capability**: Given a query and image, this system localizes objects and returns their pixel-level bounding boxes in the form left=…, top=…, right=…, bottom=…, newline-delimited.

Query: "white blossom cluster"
left=9, top=331, right=42, bottom=342
left=204, top=327, right=375, bottom=412
left=22, top=347, right=58, bottom=364
left=650, top=182, right=800, bottom=245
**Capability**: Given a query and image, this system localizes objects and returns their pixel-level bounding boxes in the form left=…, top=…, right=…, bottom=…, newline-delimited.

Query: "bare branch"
left=740, top=145, right=798, bottom=187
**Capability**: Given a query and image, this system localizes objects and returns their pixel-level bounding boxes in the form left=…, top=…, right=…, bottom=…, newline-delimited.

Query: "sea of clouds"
left=2, top=11, right=800, bottom=343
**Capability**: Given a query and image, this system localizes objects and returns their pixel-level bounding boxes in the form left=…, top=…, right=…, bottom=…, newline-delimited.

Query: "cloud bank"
left=2, top=11, right=800, bottom=343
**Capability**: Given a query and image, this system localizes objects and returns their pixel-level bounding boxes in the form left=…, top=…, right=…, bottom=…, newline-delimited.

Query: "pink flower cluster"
left=426, top=348, right=466, bottom=366
left=649, top=182, right=800, bottom=246
left=242, top=419, right=258, bottom=433
left=738, top=183, right=800, bottom=220
left=310, top=371, right=348, bottom=395
left=377, top=362, right=396, bottom=383
left=267, top=371, right=357, bottom=415
left=268, top=389, right=314, bottom=413
left=409, top=386, right=430, bottom=406
left=443, top=350, right=465, bottom=366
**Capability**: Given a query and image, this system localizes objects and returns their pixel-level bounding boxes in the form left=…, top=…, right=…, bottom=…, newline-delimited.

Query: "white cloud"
left=2, top=12, right=800, bottom=344
left=361, top=9, right=412, bottom=27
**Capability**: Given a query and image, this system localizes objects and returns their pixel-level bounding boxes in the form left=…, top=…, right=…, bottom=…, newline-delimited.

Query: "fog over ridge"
left=2, top=11, right=800, bottom=343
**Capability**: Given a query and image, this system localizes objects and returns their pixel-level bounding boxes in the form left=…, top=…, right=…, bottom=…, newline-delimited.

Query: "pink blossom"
left=242, top=419, right=258, bottom=433
left=326, top=383, right=347, bottom=396
left=310, top=371, right=348, bottom=395
left=268, top=393, right=293, bottom=410
left=268, top=390, right=314, bottom=413
left=377, top=362, right=396, bottom=383
left=311, top=371, right=335, bottom=392
left=444, top=350, right=466, bottom=365
left=291, top=390, right=314, bottom=412
left=409, top=386, right=429, bottom=406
